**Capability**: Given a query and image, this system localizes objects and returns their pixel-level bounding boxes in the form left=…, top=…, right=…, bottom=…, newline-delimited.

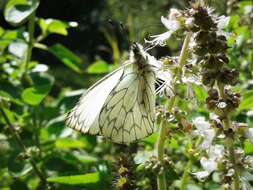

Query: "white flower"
left=192, top=171, right=210, bottom=181
left=145, top=31, right=174, bottom=47
left=168, top=8, right=182, bottom=20
left=193, top=144, right=224, bottom=181
left=217, top=101, right=227, bottom=109
left=145, top=9, right=181, bottom=47
left=192, top=117, right=215, bottom=149
left=209, top=144, right=224, bottom=160
left=193, top=156, right=218, bottom=180
left=217, top=16, right=230, bottom=30
left=200, top=157, right=217, bottom=173
left=246, top=128, right=253, bottom=144
left=182, top=75, right=202, bottom=85
left=161, top=16, right=180, bottom=32
left=185, top=17, right=195, bottom=28
left=193, top=117, right=211, bottom=130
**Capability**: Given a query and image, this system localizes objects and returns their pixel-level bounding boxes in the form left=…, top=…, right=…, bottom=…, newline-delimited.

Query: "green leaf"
left=4, top=0, right=39, bottom=26
left=21, top=84, right=52, bottom=106
left=47, top=173, right=100, bottom=185
left=244, top=140, right=253, bottom=154
left=238, top=90, right=253, bottom=111
left=48, top=20, right=68, bottom=35
left=87, top=60, right=110, bottom=74
left=38, top=19, right=69, bottom=36
left=192, top=84, right=207, bottom=103
left=49, top=44, right=82, bottom=73
left=142, top=133, right=158, bottom=145
left=55, top=138, right=87, bottom=150
left=0, top=91, right=23, bottom=105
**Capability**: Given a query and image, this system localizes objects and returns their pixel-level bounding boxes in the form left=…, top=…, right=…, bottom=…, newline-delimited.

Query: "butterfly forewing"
left=66, top=66, right=125, bottom=135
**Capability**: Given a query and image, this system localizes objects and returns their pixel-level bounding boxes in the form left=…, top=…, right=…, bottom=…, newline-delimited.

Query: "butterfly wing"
left=98, top=63, right=156, bottom=144
left=66, top=64, right=128, bottom=135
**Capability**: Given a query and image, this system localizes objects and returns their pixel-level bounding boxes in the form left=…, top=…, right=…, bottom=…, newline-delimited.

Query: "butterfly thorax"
left=131, top=43, right=153, bottom=74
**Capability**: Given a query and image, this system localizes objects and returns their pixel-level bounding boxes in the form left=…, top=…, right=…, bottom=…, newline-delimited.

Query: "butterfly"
left=66, top=42, right=164, bottom=144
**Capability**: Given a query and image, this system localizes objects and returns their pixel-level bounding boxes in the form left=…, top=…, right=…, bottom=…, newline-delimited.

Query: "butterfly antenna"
left=120, top=22, right=131, bottom=49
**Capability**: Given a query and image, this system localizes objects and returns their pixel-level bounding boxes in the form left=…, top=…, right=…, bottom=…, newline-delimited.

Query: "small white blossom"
left=193, top=117, right=215, bottom=149
left=168, top=8, right=182, bottom=20
left=200, top=157, right=217, bottom=173
left=217, top=16, right=230, bottom=30
left=185, top=17, right=195, bottom=28
left=192, top=171, right=210, bottom=181
left=145, top=31, right=174, bottom=46
left=209, top=144, right=224, bottom=160
left=145, top=9, right=181, bottom=47
left=193, top=117, right=211, bottom=130
left=182, top=75, right=202, bottom=85
left=161, top=16, right=180, bottom=31
left=217, top=101, right=227, bottom=109
left=193, top=144, right=224, bottom=181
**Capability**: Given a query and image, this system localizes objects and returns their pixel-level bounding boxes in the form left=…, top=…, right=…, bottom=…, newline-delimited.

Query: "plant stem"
left=157, top=120, right=168, bottom=190
left=0, top=107, right=47, bottom=184
left=23, top=11, right=36, bottom=76
left=218, top=84, right=240, bottom=190
left=156, top=32, right=192, bottom=190
left=180, top=160, right=193, bottom=190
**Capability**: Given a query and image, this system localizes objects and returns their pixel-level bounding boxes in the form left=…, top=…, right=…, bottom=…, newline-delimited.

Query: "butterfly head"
left=130, top=42, right=162, bottom=71
left=130, top=42, right=149, bottom=68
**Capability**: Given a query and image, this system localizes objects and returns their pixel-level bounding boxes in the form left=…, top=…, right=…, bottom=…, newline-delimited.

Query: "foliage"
left=0, top=0, right=253, bottom=190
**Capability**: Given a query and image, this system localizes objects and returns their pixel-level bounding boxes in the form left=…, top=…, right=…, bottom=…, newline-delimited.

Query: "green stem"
left=0, top=107, right=47, bottom=184
left=156, top=120, right=168, bottom=190
left=218, top=84, right=240, bottom=190
left=180, top=160, right=193, bottom=190
left=156, top=32, right=192, bottom=190
left=23, top=11, right=36, bottom=76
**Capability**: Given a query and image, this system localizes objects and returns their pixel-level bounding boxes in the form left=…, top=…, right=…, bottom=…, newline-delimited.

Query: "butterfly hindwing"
left=99, top=63, right=156, bottom=144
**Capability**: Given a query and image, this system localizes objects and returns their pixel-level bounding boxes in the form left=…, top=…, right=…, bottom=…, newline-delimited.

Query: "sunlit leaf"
left=47, top=173, right=100, bottom=185
left=238, top=90, right=253, bottom=111
left=87, top=60, right=110, bottom=74
left=142, top=133, right=158, bottom=145
left=38, top=19, right=68, bottom=36
left=55, top=138, right=87, bottom=150
left=21, top=84, right=52, bottom=106
left=49, top=43, right=82, bottom=73
left=244, top=140, right=253, bottom=154
left=4, top=0, right=39, bottom=26
left=192, top=84, right=207, bottom=103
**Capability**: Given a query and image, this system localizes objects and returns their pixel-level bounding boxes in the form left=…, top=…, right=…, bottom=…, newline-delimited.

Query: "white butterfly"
left=66, top=43, right=164, bottom=144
